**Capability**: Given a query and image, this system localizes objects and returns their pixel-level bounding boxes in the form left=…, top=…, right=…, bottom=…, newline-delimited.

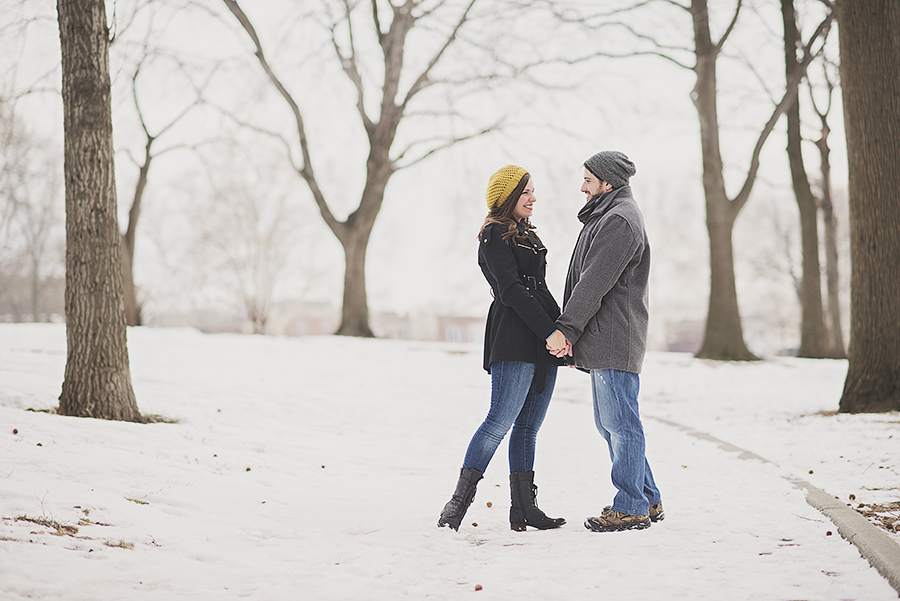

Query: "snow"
left=1, top=323, right=898, bottom=600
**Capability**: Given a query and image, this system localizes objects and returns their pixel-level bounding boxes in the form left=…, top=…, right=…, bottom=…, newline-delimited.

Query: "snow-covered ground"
left=1, top=323, right=898, bottom=600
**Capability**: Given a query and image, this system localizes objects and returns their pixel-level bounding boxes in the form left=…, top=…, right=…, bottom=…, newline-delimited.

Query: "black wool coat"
left=478, top=222, right=563, bottom=392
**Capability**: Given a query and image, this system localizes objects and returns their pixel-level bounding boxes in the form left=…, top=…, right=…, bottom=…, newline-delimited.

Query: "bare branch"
left=716, top=0, right=743, bottom=51
left=10, top=86, right=59, bottom=101
left=658, top=0, right=691, bottom=11
left=394, top=120, right=504, bottom=169
left=204, top=98, right=301, bottom=172
left=371, top=0, right=385, bottom=42
left=521, top=48, right=694, bottom=73
left=516, top=0, right=688, bottom=20
left=730, top=9, right=833, bottom=213
left=221, top=0, right=341, bottom=235
left=600, top=20, right=694, bottom=65
left=331, top=0, right=374, bottom=131
left=808, top=55, right=836, bottom=121
left=733, top=53, right=778, bottom=105
left=399, top=0, right=478, bottom=111
left=488, top=14, right=694, bottom=72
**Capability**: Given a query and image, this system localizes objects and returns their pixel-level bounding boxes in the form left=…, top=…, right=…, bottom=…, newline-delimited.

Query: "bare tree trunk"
left=57, top=0, right=141, bottom=422
left=120, top=240, right=139, bottom=325
left=691, top=0, right=831, bottom=360
left=334, top=149, right=391, bottom=337
left=337, top=230, right=374, bottom=337
left=814, top=111, right=846, bottom=358
left=122, top=139, right=151, bottom=326
left=702, top=175, right=753, bottom=360
left=30, top=254, right=40, bottom=321
left=782, top=0, right=828, bottom=358
left=836, top=0, right=900, bottom=413
left=692, top=0, right=757, bottom=361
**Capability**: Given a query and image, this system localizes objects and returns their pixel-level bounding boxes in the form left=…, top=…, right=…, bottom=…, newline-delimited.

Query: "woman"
left=437, top=164, right=566, bottom=532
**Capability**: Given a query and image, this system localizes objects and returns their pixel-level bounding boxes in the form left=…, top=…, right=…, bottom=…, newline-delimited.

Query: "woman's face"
left=581, top=168, right=612, bottom=199
left=512, top=178, right=536, bottom=221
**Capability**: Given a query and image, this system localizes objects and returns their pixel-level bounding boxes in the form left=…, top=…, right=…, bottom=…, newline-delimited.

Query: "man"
left=546, top=150, right=663, bottom=532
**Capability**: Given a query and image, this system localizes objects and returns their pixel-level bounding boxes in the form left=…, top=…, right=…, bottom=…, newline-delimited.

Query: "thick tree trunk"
left=334, top=154, right=391, bottom=338
left=337, top=230, right=374, bottom=337
left=782, top=0, right=828, bottom=358
left=836, top=0, right=900, bottom=413
left=702, top=194, right=756, bottom=360
left=57, top=0, right=141, bottom=422
left=692, top=0, right=757, bottom=361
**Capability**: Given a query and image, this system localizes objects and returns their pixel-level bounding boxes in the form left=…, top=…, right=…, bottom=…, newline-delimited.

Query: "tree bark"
left=57, top=0, right=141, bottom=422
left=836, top=0, right=900, bottom=413
left=782, top=0, right=828, bottom=358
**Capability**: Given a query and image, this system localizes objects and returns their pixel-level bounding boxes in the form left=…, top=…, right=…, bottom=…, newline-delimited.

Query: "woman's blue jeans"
left=462, top=361, right=558, bottom=474
left=591, top=368, right=662, bottom=516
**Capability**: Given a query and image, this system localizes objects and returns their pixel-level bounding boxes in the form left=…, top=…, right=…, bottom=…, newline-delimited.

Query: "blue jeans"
left=462, top=361, right=558, bottom=474
left=591, top=369, right=662, bottom=515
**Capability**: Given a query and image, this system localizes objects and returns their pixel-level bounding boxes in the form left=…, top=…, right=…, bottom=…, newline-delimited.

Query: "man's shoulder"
left=608, top=196, right=645, bottom=231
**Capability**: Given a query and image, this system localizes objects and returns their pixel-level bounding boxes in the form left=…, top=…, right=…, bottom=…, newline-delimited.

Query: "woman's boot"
left=437, top=468, right=483, bottom=531
left=509, top=471, right=566, bottom=531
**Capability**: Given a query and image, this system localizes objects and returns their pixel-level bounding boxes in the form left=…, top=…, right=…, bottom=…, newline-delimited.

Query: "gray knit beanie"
left=584, top=151, right=636, bottom=189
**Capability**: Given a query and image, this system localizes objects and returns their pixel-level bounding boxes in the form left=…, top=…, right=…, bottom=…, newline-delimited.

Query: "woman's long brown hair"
left=477, top=173, right=540, bottom=245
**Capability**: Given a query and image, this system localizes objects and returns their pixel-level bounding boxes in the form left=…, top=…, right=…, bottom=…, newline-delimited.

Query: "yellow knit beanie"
left=485, top=164, right=528, bottom=211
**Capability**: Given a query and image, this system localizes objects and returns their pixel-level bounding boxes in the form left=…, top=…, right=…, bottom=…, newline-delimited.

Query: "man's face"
left=581, top=168, right=612, bottom=199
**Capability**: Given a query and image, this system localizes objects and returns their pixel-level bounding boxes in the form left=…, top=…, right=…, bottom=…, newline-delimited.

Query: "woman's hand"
left=546, top=330, right=572, bottom=357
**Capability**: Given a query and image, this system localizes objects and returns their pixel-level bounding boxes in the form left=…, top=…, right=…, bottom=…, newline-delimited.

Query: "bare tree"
left=687, top=0, right=832, bottom=360
left=533, top=0, right=832, bottom=360
left=835, top=0, right=900, bottom=413
left=0, top=100, right=28, bottom=310
left=221, top=0, right=501, bottom=337
left=781, top=0, right=829, bottom=358
left=0, top=101, right=64, bottom=321
left=17, top=160, right=62, bottom=322
left=808, top=59, right=845, bottom=358
left=57, top=0, right=140, bottom=421
left=120, top=51, right=211, bottom=326
left=194, top=148, right=305, bottom=335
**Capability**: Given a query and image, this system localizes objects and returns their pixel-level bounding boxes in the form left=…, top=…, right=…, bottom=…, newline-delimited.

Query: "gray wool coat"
left=556, top=185, right=650, bottom=373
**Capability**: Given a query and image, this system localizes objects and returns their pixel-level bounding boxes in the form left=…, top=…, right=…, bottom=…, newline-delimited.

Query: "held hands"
left=546, top=330, right=573, bottom=358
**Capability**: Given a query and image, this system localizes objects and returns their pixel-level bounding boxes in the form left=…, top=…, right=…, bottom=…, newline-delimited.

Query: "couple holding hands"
left=438, top=151, right=663, bottom=534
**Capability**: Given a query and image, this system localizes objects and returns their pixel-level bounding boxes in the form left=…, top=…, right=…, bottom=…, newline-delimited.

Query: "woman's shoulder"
left=480, top=221, right=508, bottom=243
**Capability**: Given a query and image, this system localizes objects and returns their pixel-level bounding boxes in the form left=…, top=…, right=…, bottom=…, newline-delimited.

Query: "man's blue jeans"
left=462, top=361, right=558, bottom=474
left=591, top=368, right=662, bottom=515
